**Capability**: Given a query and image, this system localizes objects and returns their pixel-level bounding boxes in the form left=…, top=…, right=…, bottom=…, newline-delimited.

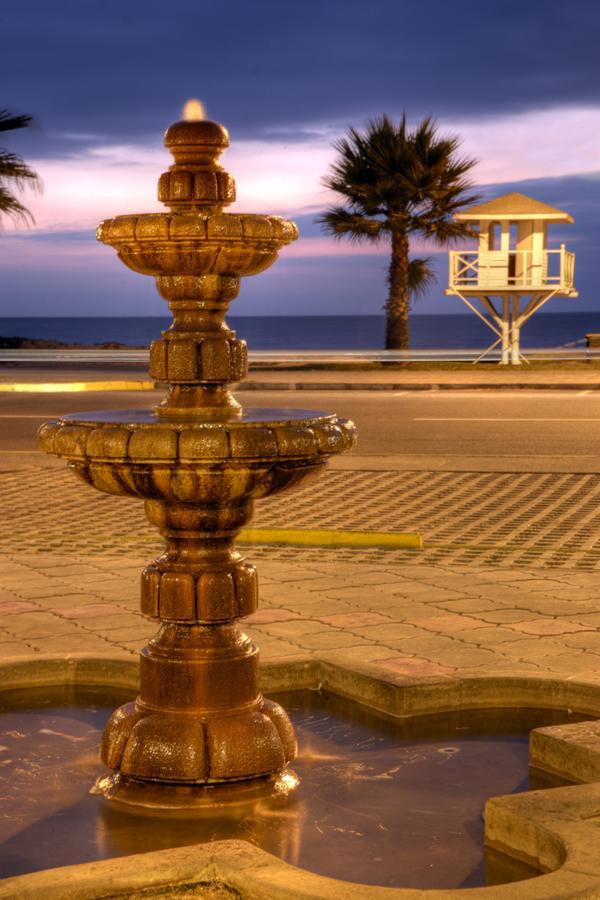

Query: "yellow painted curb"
left=0, top=381, right=157, bottom=393
left=238, top=527, right=423, bottom=549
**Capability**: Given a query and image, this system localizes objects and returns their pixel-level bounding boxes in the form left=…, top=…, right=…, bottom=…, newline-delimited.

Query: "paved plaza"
left=1, top=368, right=599, bottom=686
left=2, top=462, right=600, bottom=685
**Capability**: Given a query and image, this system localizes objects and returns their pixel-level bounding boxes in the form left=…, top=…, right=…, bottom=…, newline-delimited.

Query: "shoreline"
left=0, top=336, right=147, bottom=350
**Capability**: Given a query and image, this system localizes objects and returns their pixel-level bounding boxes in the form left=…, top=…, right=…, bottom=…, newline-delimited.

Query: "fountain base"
left=99, top=619, right=297, bottom=791
left=102, top=694, right=297, bottom=789
left=94, top=769, right=300, bottom=811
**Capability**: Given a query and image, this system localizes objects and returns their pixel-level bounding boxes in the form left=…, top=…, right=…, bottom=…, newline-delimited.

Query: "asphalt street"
left=1, top=389, right=600, bottom=473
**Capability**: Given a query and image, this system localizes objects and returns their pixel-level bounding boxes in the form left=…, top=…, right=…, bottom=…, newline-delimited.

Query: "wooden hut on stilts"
left=446, top=193, right=577, bottom=364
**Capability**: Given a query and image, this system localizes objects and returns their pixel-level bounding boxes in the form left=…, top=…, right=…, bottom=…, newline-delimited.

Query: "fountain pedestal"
left=38, top=116, right=355, bottom=804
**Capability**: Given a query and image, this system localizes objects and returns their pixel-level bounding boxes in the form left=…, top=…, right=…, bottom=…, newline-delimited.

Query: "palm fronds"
left=320, top=114, right=479, bottom=240
left=408, top=257, right=437, bottom=302
left=0, top=110, right=41, bottom=225
left=318, top=113, right=479, bottom=347
left=316, top=207, right=385, bottom=243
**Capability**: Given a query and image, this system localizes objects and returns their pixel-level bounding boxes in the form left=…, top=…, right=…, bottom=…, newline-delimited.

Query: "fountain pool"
left=0, top=683, right=589, bottom=889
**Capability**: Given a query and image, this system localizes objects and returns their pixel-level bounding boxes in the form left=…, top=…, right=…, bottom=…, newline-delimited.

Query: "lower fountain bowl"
left=37, top=407, right=357, bottom=502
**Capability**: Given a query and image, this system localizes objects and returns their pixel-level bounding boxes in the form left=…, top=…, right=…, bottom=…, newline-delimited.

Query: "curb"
left=0, top=381, right=157, bottom=393
left=2, top=380, right=600, bottom=392
left=238, top=527, right=423, bottom=549
left=241, top=381, right=600, bottom=392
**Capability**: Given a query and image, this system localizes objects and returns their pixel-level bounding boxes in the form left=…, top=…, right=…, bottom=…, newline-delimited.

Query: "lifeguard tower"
left=446, top=192, right=577, bottom=364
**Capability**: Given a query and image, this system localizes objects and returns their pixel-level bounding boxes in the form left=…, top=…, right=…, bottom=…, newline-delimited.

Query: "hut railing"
left=449, top=248, right=575, bottom=292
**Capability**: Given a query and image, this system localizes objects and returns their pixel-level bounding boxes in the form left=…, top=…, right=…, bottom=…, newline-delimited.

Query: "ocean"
left=0, top=314, right=598, bottom=350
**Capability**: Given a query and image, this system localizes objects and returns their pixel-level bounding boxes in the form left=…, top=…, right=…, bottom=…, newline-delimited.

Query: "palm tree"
left=318, top=115, right=479, bottom=349
left=0, top=110, right=41, bottom=225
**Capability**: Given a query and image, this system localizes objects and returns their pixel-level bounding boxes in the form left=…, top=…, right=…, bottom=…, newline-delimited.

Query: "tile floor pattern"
left=0, top=466, right=599, bottom=682
left=3, top=466, right=600, bottom=569
left=1, top=551, right=600, bottom=684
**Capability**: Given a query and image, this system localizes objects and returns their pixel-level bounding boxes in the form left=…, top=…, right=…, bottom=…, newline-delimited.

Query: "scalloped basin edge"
left=1, top=655, right=600, bottom=900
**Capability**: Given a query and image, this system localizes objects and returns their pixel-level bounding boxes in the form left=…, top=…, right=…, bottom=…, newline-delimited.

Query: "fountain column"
left=38, top=114, right=356, bottom=807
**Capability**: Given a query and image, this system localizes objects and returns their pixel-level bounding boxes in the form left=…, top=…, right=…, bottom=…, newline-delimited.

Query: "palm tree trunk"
left=385, top=229, right=409, bottom=349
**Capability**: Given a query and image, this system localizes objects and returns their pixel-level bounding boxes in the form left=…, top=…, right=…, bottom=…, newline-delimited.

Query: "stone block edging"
left=1, top=654, right=600, bottom=899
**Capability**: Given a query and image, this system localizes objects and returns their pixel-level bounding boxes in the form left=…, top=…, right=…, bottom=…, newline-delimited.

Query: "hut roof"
left=455, top=192, right=573, bottom=223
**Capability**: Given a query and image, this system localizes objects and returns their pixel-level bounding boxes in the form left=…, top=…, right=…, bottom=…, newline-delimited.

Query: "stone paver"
left=0, top=459, right=599, bottom=684
left=7, top=466, right=600, bottom=570
left=0, top=544, right=598, bottom=683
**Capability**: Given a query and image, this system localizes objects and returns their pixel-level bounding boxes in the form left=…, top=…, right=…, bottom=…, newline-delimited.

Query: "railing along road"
left=1, top=347, right=599, bottom=365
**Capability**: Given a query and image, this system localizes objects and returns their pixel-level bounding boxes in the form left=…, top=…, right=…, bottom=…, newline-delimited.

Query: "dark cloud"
left=3, top=0, right=600, bottom=158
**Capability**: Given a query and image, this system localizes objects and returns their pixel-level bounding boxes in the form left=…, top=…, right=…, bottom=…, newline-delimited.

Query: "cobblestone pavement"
left=4, top=466, right=600, bottom=570
left=0, top=465, right=599, bottom=684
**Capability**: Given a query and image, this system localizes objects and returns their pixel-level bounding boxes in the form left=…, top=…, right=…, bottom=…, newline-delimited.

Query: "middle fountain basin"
left=37, top=407, right=355, bottom=503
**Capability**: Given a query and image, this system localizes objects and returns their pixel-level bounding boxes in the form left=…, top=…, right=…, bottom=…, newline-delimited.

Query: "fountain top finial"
left=165, top=120, right=229, bottom=160
left=158, top=119, right=235, bottom=212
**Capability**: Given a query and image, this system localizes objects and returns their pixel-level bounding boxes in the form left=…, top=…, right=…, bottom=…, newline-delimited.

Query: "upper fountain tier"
left=96, top=119, right=298, bottom=419
left=41, top=115, right=357, bottom=491
left=97, top=119, right=297, bottom=281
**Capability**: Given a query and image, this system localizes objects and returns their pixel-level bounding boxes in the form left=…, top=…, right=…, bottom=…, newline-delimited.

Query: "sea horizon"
left=2, top=311, right=598, bottom=318
left=1, top=312, right=599, bottom=350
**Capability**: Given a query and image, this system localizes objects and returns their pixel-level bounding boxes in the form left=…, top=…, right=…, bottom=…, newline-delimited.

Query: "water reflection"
left=0, top=686, right=586, bottom=889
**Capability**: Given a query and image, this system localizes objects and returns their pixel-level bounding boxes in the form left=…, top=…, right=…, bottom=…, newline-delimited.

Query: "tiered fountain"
left=30, top=111, right=600, bottom=900
left=38, top=112, right=356, bottom=807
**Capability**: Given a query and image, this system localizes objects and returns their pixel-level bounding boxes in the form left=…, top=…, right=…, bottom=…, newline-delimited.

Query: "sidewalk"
left=4, top=362, right=600, bottom=390
left=246, top=363, right=600, bottom=391
left=1, top=464, right=600, bottom=686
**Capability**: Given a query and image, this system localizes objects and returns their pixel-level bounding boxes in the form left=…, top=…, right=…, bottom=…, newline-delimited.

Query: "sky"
left=1, top=0, right=600, bottom=318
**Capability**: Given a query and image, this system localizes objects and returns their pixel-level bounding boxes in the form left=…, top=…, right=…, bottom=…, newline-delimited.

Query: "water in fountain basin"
left=0, top=685, right=586, bottom=890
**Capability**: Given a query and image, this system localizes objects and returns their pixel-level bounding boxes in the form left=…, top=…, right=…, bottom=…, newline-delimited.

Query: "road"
left=1, top=388, right=600, bottom=473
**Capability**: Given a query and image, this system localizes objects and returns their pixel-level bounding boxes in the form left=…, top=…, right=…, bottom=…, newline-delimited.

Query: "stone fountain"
left=37, top=114, right=356, bottom=807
